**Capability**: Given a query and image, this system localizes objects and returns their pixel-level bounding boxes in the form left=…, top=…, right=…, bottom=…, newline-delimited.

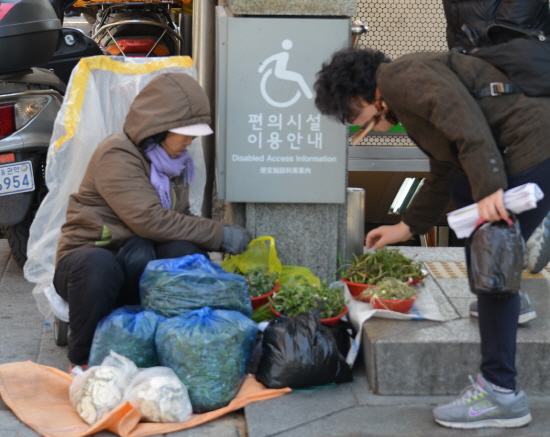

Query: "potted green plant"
left=269, top=281, right=347, bottom=325
left=238, top=267, right=279, bottom=310
left=341, top=247, right=425, bottom=300
left=366, top=277, right=419, bottom=313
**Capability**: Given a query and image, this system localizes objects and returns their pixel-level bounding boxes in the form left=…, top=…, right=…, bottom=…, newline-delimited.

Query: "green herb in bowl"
left=366, top=277, right=419, bottom=300
left=342, top=247, right=425, bottom=285
left=270, top=280, right=345, bottom=319
left=240, top=267, right=279, bottom=298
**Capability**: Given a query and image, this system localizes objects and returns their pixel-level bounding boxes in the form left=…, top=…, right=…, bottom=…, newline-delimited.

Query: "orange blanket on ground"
left=0, top=361, right=290, bottom=437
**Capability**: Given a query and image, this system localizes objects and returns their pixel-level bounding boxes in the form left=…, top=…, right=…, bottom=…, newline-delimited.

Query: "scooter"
left=0, top=0, right=103, bottom=267
left=87, top=1, right=184, bottom=57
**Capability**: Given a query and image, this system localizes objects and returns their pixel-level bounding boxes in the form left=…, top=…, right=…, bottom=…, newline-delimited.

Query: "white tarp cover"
left=24, top=55, right=206, bottom=322
left=343, top=283, right=444, bottom=366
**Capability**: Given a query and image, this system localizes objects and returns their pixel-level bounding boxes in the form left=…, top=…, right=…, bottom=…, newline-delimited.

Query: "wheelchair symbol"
left=258, top=39, right=313, bottom=108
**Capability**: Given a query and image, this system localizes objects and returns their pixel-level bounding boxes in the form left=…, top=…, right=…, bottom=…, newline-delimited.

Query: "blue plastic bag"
left=155, top=307, right=258, bottom=413
left=89, top=306, right=165, bottom=367
left=140, top=254, right=252, bottom=317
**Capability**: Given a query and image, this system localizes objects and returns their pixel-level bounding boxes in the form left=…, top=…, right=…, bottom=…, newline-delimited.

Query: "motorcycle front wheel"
left=2, top=174, right=48, bottom=269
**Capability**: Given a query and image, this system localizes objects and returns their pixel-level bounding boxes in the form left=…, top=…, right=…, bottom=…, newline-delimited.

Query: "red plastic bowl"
left=406, top=276, right=424, bottom=286
left=342, top=279, right=375, bottom=301
left=269, top=303, right=348, bottom=326
left=320, top=305, right=349, bottom=326
left=343, top=277, right=424, bottom=303
left=371, top=295, right=418, bottom=313
left=250, top=282, right=280, bottom=310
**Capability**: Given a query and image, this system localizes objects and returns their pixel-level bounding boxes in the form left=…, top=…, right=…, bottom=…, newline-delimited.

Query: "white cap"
left=169, top=123, right=213, bottom=136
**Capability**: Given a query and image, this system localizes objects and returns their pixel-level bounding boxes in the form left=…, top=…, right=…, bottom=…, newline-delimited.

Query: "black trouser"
left=450, top=158, right=550, bottom=390
left=54, top=237, right=208, bottom=365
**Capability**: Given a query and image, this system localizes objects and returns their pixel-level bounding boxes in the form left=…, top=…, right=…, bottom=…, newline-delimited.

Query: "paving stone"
left=450, top=296, right=476, bottom=318
left=436, top=278, right=471, bottom=297
left=37, top=324, right=70, bottom=371
left=398, top=246, right=466, bottom=263
left=169, top=413, right=244, bottom=437
left=254, top=402, right=550, bottom=437
left=414, top=276, right=459, bottom=322
left=245, top=382, right=357, bottom=437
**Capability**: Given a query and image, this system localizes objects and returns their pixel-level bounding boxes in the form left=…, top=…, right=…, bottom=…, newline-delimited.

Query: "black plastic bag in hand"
left=465, top=216, right=524, bottom=297
left=256, top=311, right=353, bottom=389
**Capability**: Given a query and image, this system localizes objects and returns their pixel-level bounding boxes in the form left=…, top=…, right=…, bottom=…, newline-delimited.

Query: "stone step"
left=360, top=247, right=550, bottom=396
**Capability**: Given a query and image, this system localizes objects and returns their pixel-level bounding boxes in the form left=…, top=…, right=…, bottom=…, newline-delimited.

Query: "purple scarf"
left=144, top=143, right=195, bottom=209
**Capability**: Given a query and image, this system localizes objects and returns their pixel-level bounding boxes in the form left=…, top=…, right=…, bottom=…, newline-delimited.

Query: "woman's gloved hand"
left=221, top=225, right=252, bottom=255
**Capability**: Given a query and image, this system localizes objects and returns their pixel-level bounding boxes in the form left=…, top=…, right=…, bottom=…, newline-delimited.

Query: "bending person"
left=314, top=47, right=550, bottom=429
left=54, top=73, right=251, bottom=371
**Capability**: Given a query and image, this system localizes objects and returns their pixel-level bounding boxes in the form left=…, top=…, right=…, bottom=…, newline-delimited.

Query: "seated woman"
left=53, top=72, right=251, bottom=371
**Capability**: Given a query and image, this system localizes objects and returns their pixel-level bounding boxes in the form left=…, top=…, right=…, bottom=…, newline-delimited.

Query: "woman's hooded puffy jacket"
left=56, top=73, right=224, bottom=264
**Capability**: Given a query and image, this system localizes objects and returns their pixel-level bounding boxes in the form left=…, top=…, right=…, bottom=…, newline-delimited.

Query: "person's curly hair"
left=314, top=48, right=391, bottom=124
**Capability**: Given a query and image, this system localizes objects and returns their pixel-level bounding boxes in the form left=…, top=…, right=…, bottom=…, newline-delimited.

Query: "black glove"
left=221, top=225, right=252, bottom=255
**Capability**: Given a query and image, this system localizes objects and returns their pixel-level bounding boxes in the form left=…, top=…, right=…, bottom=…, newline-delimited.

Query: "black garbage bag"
left=465, top=216, right=524, bottom=297
left=256, top=311, right=353, bottom=389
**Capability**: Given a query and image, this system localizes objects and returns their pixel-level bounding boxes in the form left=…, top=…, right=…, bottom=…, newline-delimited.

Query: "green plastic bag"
left=221, top=236, right=282, bottom=275
left=279, top=265, right=320, bottom=288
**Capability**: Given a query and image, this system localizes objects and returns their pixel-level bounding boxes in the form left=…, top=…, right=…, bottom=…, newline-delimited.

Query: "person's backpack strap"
left=473, top=81, right=522, bottom=99
left=467, top=24, right=550, bottom=97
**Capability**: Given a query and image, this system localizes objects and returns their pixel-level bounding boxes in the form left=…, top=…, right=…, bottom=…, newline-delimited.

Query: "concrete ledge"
left=361, top=247, right=550, bottom=395
left=363, top=317, right=482, bottom=395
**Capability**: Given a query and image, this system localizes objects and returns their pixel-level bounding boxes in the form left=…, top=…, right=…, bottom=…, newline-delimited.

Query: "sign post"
left=217, top=11, right=349, bottom=203
left=216, top=7, right=354, bottom=280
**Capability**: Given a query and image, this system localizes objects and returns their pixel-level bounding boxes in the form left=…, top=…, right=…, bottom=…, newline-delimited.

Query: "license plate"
left=0, top=161, right=35, bottom=196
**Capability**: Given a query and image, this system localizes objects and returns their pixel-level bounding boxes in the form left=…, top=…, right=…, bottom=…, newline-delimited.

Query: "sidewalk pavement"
left=2, top=239, right=550, bottom=436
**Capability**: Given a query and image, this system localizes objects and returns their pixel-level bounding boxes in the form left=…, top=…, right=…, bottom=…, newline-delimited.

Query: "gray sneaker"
left=525, top=211, right=550, bottom=273
left=433, top=374, right=532, bottom=429
left=469, top=290, right=536, bottom=325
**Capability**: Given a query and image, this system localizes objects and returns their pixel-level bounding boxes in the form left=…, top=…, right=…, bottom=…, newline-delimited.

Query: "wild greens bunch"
left=342, top=247, right=424, bottom=285
left=363, top=277, right=419, bottom=300
left=89, top=307, right=164, bottom=368
left=271, top=281, right=345, bottom=319
left=241, top=267, right=279, bottom=297
left=155, top=307, right=257, bottom=413
left=140, top=255, right=252, bottom=318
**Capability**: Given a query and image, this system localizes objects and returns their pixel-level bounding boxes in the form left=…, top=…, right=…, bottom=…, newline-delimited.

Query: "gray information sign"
left=216, top=9, right=349, bottom=203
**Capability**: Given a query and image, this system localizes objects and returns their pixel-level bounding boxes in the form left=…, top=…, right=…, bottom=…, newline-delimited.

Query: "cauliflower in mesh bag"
left=70, top=351, right=138, bottom=425
left=124, top=366, right=193, bottom=423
